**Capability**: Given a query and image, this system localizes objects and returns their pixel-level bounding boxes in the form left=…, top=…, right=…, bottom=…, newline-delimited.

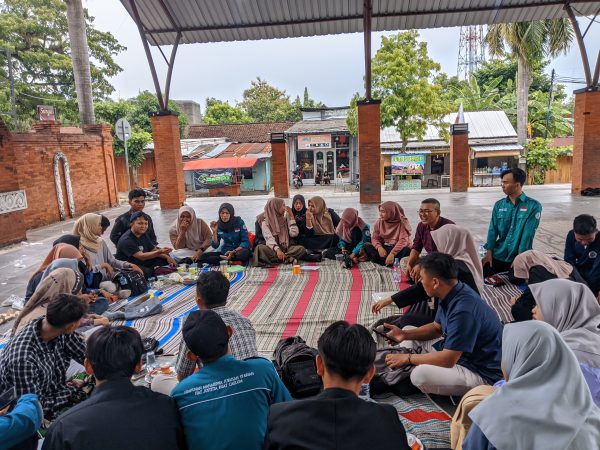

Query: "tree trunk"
left=66, top=0, right=95, bottom=125
left=516, top=56, right=531, bottom=147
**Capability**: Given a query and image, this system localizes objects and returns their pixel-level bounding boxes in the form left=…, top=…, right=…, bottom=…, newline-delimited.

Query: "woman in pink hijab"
left=364, top=201, right=412, bottom=266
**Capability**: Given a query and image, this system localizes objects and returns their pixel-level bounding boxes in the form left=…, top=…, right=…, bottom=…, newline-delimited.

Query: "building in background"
left=286, top=107, right=358, bottom=186
left=174, top=100, right=203, bottom=125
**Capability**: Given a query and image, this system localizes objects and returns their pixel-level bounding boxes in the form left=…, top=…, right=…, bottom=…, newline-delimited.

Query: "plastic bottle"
left=479, top=243, right=486, bottom=259
left=392, top=258, right=401, bottom=283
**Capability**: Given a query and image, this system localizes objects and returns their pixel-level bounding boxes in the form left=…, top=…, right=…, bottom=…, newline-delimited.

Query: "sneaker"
left=2, top=294, right=24, bottom=310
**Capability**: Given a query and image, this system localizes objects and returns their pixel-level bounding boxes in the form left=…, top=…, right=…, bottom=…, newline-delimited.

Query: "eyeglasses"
left=418, top=209, right=436, bottom=215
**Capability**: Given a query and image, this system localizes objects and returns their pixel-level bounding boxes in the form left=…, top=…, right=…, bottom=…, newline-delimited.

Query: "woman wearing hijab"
left=169, top=206, right=212, bottom=262
left=13, top=268, right=108, bottom=335
left=253, top=198, right=306, bottom=267
left=511, top=249, right=587, bottom=285
left=462, top=321, right=600, bottom=450
left=201, top=203, right=251, bottom=265
left=325, top=208, right=370, bottom=265
left=297, top=196, right=340, bottom=252
left=364, top=201, right=412, bottom=266
left=372, top=225, right=483, bottom=328
left=291, top=194, right=308, bottom=235
left=73, top=213, right=143, bottom=282
left=24, top=242, right=88, bottom=302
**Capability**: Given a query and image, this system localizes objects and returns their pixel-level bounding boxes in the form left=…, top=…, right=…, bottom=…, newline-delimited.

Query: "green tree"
left=127, top=91, right=188, bottom=138
left=525, top=137, right=571, bottom=184
left=449, top=76, right=503, bottom=111
left=486, top=20, right=573, bottom=145
left=203, top=98, right=251, bottom=124
left=239, top=77, right=301, bottom=122
left=0, top=0, right=124, bottom=128
left=370, top=31, right=448, bottom=150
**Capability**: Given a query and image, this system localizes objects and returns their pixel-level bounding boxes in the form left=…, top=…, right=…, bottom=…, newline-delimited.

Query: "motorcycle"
left=143, top=180, right=159, bottom=201
left=292, top=166, right=303, bottom=189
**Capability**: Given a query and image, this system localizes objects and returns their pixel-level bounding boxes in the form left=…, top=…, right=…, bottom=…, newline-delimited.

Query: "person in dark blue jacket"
left=202, top=203, right=251, bottom=265
left=564, top=214, right=600, bottom=296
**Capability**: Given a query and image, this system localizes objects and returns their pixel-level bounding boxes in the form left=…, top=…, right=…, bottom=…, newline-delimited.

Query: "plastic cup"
left=220, top=260, right=228, bottom=273
left=189, top=266, right=197, bottom=276
left=335, top=254, right=344, bottom=267
left=160, top=362, right=172, bottom=374
left=177, top=264, right=187, bottom=274
left=293, top=264, right=301, bottom=275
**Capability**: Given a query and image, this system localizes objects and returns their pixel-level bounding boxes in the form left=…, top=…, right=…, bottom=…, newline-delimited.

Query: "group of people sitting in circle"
left=1, top=167, right=599, bottom=450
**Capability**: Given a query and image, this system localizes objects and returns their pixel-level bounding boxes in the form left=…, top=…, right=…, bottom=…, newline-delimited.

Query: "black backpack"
left=273, top=336, right=322, bottom=398
left=112, top=270, right=148, bottom=296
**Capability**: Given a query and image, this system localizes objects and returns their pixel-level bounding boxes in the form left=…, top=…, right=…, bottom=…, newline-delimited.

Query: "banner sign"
left=193, top=169, right=233, bottom=189
left=391, top=154, right=425, bottom=175
left=37, top=105, right=56, bottom=121
left=297, top=134, right=332, bottom=149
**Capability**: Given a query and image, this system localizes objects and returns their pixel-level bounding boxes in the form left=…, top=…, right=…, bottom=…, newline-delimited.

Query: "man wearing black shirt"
left=564, top=214, right=600, bottom=296
left=110, top=189, right=158, bottom=247
left=42, top=326, right=186, bottom=450
left=116, top=212, right=175, bottom=279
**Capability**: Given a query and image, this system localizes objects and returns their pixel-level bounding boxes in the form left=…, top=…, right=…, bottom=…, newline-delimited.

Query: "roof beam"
left=565, top=2, right=594, bottom=87
left=363, top=0, right=372, bottom=101
left=142, top=1, right=599, bottom=35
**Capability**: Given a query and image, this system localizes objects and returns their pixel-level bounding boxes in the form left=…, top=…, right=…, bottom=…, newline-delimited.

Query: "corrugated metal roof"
left=286, top=118, right=349, bottom=134
left=381, top=110, right=517, bottom=143
left=471, top=143, right=524, bottom=152
left=120, top=1, right=599, bottom=46
left=202, top=142, right=232, bottom=158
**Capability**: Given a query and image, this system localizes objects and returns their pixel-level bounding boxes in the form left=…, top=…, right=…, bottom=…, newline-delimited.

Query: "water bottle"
left=392, top=258, right=401, bottom=283
left=359, top=383, right=371, bottom=401
left=479, top=243, right=486, bottom=259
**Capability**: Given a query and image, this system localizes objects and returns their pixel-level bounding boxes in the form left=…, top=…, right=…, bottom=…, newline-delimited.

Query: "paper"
left=227, top=265, right=246, bottom=273
left=300, top=265, right=320, bottom=271
left=371, top=291, right=396, bottom=303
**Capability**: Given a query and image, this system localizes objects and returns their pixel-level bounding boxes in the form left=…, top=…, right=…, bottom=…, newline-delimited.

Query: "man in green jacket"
left=482, top=168, right=542, bottom=277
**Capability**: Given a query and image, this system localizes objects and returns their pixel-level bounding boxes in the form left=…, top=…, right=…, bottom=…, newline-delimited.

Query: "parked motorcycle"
left=292, top=166, right=303, bottom=189
left=143, top=180, right=159, bottom=200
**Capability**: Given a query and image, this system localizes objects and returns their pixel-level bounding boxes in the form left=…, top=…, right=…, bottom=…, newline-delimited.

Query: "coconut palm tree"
left=486, top=20, right=572, bottom=145
left=65, top=0, right=95, bottom=124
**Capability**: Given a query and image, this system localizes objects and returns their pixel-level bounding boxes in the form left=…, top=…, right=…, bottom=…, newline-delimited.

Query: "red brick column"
left=83, top=124, right=119, bottom=207
left=571, top=89, right=600, bottom=194
left=0, top=119, right=27, bottom=246
left=150, top=113, right=186, bottom=209
left=357, top=100, right=381, bottom=204
left=450, top=123, right=470, bottom=192
left=270, top=134, right=289, bottom=198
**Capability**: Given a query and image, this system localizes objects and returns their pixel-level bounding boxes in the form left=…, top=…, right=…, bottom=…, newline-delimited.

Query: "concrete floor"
left=1, top=183, right=597, bottom=312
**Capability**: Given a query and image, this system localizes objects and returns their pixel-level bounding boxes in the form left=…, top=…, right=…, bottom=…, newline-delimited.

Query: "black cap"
left=182, top=310, right=229, bottom=361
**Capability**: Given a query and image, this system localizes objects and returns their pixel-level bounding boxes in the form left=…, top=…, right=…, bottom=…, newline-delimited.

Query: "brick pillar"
left=270, top=133, right=289, bottom=198
left=83, top=124, right=119, bottom=207
left=357, top=100, right=381, bottom=204
left=450, top=123, right=470, bottom=192
left=0, top=119, right=27, bottom=246
left=571, top=88, right=600, bottom=194
left=150, top=113, right=185, bottom=209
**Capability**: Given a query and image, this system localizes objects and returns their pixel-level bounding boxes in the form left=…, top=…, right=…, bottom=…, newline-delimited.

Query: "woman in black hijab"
left=203, top=203, right=252, bottom=265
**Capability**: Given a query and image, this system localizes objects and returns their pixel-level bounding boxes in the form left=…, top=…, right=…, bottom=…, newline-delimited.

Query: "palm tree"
left=65, top=0, right=95, bottom=124
left=450, top=76, right=503, bottom=111
left=486, top=20, right=572, bottom=145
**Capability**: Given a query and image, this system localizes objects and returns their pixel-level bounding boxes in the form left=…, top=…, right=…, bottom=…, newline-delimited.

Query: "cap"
left=182, top=310, right=229, bottom=361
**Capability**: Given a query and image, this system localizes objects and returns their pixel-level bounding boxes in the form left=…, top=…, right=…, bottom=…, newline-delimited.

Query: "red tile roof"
left=187, top=122, right=294, bottom=143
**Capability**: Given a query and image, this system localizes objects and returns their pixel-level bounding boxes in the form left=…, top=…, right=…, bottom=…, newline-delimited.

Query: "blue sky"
left=86, top=0, right=600, bottom=111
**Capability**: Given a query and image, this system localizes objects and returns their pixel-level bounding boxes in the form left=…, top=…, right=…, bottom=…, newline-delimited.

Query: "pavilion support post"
left=571, top=88, right=600, bottom=194
left=450, top=123, right=470, bottom=192
left=363, top=0, right=372, bottom=100
left=150, top=112, right=186, bottom=208
left=270, top=133, right=289, bottom=199
left=357, top=99, right=381, bottom=204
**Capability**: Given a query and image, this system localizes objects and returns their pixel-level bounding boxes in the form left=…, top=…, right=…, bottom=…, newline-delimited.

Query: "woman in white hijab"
left=530, top=279, right=600, bottom=368
left=463, top=321, right=600, bottom=450
left=169, top=206, right=212, bottom=262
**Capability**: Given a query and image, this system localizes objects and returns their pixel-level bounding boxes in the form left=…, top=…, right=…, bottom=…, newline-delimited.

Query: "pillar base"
left=571, top=89, right=600, bottom=194
left=271, top=138, right=290, bottom=199
left=150, top=113, right=186, bottom=209
left=357, top=100, right=381, bottom=204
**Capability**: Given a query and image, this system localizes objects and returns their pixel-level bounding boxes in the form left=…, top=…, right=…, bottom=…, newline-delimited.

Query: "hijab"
left=336, top=208, right=366, bottom=243
left=169, top=206, right=211, bottom=251
left=431, top=224, right=484, bottom=294
left=72, top=213, right=103, bottom=252
left=529, top=279, right=600, bottom=368
left=308, top=196, right=335, bottom=235
left=52, top=234, right=81, bottom=248
left=40, top=258, right=82, bottom=282
left=218, top=203, right=237, bottom=233
left=512, top=249, right=574, bottom=280
left=373, top=201, right=412, bottom=244
left=13, top=268, right=83, bottom=335
left=292, top=194, right=307, bottom=219
left=257, top=198, right=289, bottom=249
left=469, top=321, right=600, bottom=450
left=33, top=243, right=83, bottom=275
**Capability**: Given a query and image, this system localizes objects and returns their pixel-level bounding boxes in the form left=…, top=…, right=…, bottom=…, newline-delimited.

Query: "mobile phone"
left=0, top=386, right=16, bottom=410
left=373, top=329, right=400, bottom=343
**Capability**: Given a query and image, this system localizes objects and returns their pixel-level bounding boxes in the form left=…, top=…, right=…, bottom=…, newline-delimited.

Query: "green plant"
left=525, top=137, right=570, bottom=184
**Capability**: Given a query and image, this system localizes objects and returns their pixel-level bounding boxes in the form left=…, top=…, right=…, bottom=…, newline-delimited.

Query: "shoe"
left=302, top=252, right=322, bottom=263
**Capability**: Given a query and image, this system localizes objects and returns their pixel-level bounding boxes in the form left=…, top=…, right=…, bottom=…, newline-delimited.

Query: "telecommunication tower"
left=457, top=26, right=486, bottom=79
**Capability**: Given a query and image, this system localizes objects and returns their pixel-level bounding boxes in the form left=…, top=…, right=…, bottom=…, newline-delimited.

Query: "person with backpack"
left=265, top=321, right=410, bottom=450
left=171, top=310, right=291, bottom=450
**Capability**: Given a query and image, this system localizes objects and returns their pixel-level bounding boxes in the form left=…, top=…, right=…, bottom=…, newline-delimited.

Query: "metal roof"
left=471, top=143, right=524, bottom=152
left=120, top=1, right=600, bottom=46
left=286, top=118, right=349, bottom=134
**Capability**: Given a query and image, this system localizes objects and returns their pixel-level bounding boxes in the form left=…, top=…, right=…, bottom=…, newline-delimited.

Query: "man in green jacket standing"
left=482, top=168, right=542, bottom=277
